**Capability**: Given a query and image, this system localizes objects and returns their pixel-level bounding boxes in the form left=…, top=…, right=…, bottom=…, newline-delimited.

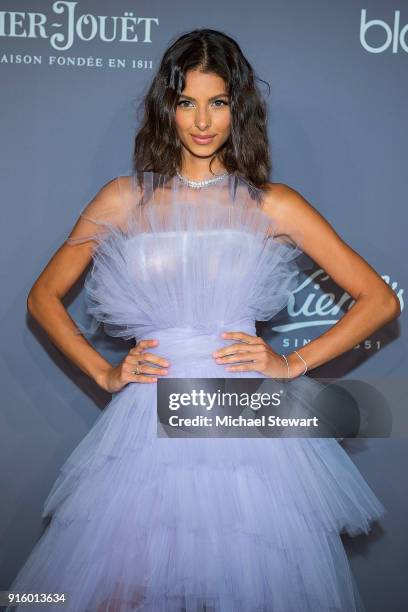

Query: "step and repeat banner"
left=1, top=1, right=406, bottom=610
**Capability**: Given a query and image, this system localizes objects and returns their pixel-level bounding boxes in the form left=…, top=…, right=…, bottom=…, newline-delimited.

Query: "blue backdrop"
left=1, top=1, right=407, bottom=609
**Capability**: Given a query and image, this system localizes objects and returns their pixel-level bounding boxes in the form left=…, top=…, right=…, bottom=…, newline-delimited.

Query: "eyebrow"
left=178, top=93, right=229, bottom=101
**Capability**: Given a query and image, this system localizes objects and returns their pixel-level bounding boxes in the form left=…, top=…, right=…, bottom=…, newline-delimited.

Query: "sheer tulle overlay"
left=7, top=172, right=385, bottom=611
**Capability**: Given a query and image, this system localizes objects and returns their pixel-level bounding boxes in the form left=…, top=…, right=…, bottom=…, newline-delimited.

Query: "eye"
left=212, top=99, right=229, bottom=107
left=177, top=99, right=194, bottom=107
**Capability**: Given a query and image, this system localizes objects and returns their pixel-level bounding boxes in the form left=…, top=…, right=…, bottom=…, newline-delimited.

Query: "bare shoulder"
left=91, top=175, right=123, bottom=204
left=262, top=182, right=312, bottom=218
left=80, top=175, right=136, bottom=222
left=262, top=181, right=324, bottom=238
left=92, top=175, right=142, bottom=208
left=116, top=175, right=133, bottom=192
left=116, top=174, right=143, bottom=200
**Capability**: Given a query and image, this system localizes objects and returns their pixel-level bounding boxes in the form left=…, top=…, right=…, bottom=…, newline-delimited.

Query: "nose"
left=194, top=106, right=211, bottom=130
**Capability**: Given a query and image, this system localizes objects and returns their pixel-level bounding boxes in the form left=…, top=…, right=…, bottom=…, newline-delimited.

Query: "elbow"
left=390, top=293, right=402, bottom=319
left=27, top=282, right=60, bottom=319
left=359, top=284, right=402, bottom=326
left=27, top=284, right=47, bottom=318
left=27, top=287, right=38, bottom=317
left=381, top=288, right=401, bottom=323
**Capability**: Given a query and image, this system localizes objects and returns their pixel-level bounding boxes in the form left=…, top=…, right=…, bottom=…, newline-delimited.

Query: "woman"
left=8, top=28, right=400, bottom=611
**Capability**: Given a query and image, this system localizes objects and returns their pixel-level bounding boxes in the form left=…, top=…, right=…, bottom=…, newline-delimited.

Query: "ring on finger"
left=131, top=366, right=141, bottom=375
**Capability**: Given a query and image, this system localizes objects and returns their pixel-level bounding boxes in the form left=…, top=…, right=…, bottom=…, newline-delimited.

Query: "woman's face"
left=174, top=69, right=231, bottom=161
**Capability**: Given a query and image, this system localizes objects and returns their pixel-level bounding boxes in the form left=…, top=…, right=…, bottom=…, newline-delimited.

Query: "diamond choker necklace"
left=176, top=170, right=229, bottom=189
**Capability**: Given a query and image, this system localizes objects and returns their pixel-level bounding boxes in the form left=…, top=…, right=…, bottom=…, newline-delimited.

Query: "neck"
left=180, top=156, right=227, bottom=181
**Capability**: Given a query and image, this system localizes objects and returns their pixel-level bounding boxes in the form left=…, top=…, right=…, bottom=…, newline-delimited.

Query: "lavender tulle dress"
left=7, top=171, right=385, bottom=611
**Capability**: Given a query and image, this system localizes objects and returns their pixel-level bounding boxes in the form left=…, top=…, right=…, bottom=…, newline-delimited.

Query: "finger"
left=214, top=343, right=265, bottom=358
left=137, top=352, right=170, bottom=367
left=119, top=370, right=158, bottom=384
left=124, top=363, right=169, bottom=376
left=221, top=332, right=259, bottom=343
left=225, top=363, right=259, bottom=372
left=125, top=352, right=170, bottom=368
left=130, top=339, right=159, bottom=353
left=215, top=351, right=263, bottom=364
left=130, top=374, right=158, bottom=383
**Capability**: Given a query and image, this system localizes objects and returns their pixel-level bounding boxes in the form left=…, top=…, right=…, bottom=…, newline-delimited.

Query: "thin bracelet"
left=293, top=350, right=308, bottom=375
left=279, top=353, right=289, bottom=379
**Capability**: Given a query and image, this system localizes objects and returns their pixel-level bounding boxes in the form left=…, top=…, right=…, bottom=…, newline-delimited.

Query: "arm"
left=27, top=177, right=123, bottom=391
left=263, top=183, right=401, bottom=376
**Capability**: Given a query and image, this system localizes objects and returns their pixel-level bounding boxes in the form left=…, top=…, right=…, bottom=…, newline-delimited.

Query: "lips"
left=191, top=134, right=215, bottom=145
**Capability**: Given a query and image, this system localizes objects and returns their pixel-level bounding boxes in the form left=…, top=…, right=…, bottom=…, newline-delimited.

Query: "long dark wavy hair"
left=133, top=28, right=271, bottom=189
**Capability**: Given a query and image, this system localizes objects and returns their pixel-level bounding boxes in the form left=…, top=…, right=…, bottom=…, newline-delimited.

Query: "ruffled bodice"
left=66, top=171, right=303, bottom=341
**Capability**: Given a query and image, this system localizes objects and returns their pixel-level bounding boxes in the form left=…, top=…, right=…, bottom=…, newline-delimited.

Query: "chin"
left=180, top=143, right=218, bottom=159
left=182, top=140, right=228, bottom=159
left=191, top=148, right=219, bottom=158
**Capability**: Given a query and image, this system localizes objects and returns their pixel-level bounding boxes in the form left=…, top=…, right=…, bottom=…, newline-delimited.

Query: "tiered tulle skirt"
left=7, top=335, right=385, bottom=611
